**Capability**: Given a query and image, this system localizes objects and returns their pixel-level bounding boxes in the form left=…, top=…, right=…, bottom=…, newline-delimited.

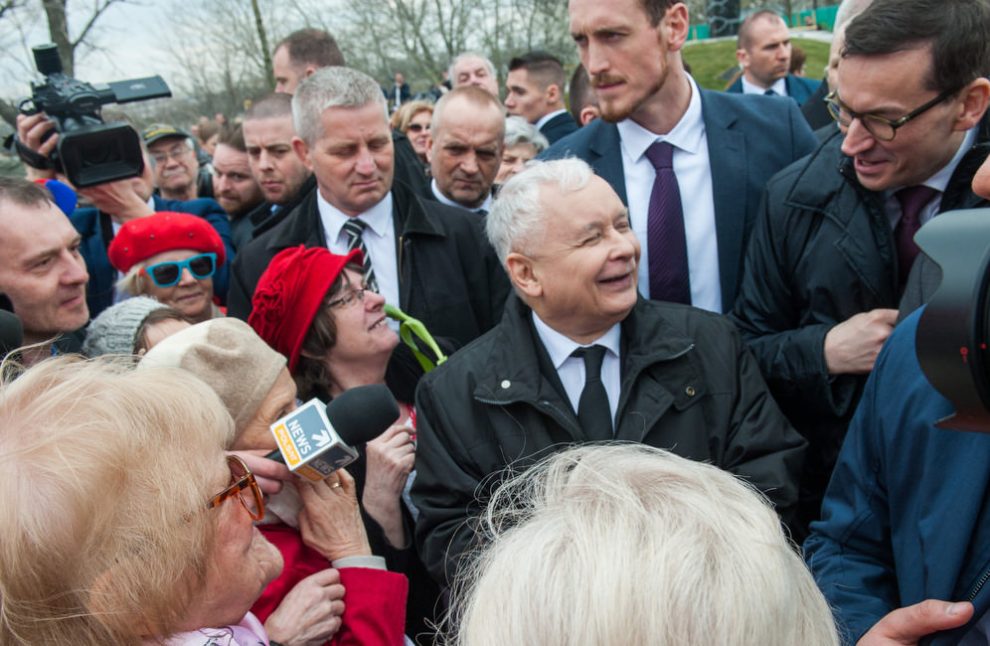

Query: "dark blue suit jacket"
left=70, top=195, right=234, bottom=318
left=726, top=74, right=822, bottom=107
left=540, top=88, right=816, bottom=311
left=538, top=111, right=580, bottom=145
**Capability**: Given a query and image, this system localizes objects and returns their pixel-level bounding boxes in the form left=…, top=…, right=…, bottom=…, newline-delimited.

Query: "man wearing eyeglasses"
left=730, top=0, right=990, bottom=538
left=143, top=124, right=214, bottom=202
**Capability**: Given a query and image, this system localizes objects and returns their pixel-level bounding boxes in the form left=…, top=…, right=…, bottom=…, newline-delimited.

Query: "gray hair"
left=503, top=116, right=549, bottom=153
left=834, top=0, right=873, bottom=31
left=450, top=444, right=840, bottom=646
left=486, top=158, right=593, bottom=264
left=449, top=52, right=496, bottom=85
left=292, top=66, right=387, bottom=146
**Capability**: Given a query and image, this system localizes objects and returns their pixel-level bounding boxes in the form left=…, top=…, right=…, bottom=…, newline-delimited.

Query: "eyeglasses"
left=407, top=123, right=430, bottom=133
left=206, top=455, right=265, bottom=521
left=327, top=286, right=368, bottom=309
left=150, top=143, right=194, bottom=164
left=825, top=87, right=956, bottom=142
left=144, top=252, right=217, bottom=288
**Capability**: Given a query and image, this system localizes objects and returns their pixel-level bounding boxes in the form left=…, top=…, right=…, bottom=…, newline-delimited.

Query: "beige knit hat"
left=138, top=318, right=287, bottom=434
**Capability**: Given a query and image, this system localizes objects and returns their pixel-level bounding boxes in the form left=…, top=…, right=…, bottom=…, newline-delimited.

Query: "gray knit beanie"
left=138, top=318, right=287, bottom=434
left=82, top=296, right=168, bottom=357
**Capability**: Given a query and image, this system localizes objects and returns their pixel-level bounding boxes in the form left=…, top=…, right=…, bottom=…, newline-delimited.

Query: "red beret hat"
left=248, top=245, right=362, bottom=373
left=107, top=211, right=226, bottom=273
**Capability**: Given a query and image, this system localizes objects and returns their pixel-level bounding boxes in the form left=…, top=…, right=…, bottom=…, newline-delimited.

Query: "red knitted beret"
left=248, top=245, right=362, bottom=373
left=107, top=211, right=226, bottom=273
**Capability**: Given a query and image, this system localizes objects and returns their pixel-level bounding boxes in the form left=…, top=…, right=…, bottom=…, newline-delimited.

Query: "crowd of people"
left=2, top=0, right=990, bottom=643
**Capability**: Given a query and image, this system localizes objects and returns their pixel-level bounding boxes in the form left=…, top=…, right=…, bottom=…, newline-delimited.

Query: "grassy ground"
left=683, top=37, right=831, bottom=91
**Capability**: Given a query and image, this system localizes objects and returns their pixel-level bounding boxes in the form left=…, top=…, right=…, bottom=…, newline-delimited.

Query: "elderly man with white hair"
left=411, top=158, right=807, bottom=588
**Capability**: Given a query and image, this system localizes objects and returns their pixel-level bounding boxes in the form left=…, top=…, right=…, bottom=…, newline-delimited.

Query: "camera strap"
left=12, top=134, right=54, bottom=171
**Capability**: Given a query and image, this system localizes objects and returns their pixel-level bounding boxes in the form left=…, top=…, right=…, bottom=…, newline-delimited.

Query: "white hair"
left=486, top=158, right=593, bottom=264
left=503, top=116, right=549, bottom=153
left=834, top=0, right=873, bottom=31
left=292, top=66, right=387, bottom=146
left=448, top=52, right=496, bottom=85
left=449, top=444, right=839, bottom=646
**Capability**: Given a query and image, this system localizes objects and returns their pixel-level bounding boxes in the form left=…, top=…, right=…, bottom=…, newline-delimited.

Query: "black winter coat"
left=226, top=179, right=510, bottom=348
left=412, top=295, right=806, bottom=587
left=729, top=120, right=990, bottom=532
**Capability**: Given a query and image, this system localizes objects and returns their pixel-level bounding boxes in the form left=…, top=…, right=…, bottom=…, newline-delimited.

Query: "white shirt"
left=531, top=313, right=622, bottom=426
left=884, top=126, right=978, bottom=228
left=318, top=190, right=401, bottom=331
left=741, top=75, right=788, bottom=97
left=535, top=108, right=569, bottom=130
left=617, top=75, right=722, bottom=313
left=430, top=179, right=492, bottom=214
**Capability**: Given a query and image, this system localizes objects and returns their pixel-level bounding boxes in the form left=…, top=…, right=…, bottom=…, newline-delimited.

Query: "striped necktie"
left=342, top=218, right=378, bottom=292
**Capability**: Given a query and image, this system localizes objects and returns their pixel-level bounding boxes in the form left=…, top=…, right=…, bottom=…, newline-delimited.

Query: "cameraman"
left=15, top=112, right=234, bottom=319
left=804, top=141, right=990, bottom=643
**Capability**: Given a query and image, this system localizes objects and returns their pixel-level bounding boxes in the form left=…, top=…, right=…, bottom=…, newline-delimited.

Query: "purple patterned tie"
left=894, top=185, right=939, bottom=287
left=645, top=141, right=691, bottom=304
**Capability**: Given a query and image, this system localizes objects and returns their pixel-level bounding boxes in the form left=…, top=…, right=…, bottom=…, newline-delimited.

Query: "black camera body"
left=18, top=44, right=171, bottom=187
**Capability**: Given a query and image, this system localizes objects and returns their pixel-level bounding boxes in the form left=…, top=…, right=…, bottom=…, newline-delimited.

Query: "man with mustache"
left=542, top=0, right=816, bottom=314
left=427, top=87, right=504, bottom=214
left=412, top=158, right=806, bottom=589
left=227, top=67, right=509, bottom=348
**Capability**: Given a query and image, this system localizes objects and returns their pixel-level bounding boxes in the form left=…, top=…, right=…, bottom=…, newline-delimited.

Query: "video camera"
left=16, top=44, right=171, bottom=188
left=916, top=209, right=990, bottom=431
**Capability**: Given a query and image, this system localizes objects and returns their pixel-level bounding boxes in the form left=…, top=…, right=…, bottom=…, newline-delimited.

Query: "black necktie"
left=342, top=218, right=378, bottom=292
left=573, top=345, right=612, bottom=440
left=764, top=88, right=777, bottom=96
left=645, top=141, right=691, bottom=304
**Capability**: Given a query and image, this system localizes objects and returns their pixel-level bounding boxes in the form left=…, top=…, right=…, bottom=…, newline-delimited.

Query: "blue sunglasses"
left=145, top=252, right=217, bottom=288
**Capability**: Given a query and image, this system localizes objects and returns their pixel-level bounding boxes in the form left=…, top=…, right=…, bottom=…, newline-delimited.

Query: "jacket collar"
left=264, top=177, right=447, bottom=254
left=473, top=294, right=696, bottom=407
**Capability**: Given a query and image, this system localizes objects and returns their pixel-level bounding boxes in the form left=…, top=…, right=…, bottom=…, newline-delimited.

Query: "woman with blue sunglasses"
left=109, top=211, right=226, bottom=323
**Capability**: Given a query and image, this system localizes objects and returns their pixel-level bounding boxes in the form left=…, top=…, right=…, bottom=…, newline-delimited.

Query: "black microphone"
left=265, top=384, right=400, bottom=476
left=0, top=311, right=24, bottom=358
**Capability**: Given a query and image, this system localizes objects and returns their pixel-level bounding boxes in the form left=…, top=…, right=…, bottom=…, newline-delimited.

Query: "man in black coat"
left=227, top=66, right=509, bottom=349
left=412, top=158, right=806, bottom=588
left=729, top=0, right=990, bottom=535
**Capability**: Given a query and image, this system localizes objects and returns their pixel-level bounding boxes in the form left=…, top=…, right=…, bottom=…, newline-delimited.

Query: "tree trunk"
left=250, top=0, right=272, bottom=86
left=40, top=0, right=73, bottom=75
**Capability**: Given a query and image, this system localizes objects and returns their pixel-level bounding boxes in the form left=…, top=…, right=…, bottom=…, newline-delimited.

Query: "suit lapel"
left=588, top=121, right=628, bottom=205
left=700, top=90, right=748, bottom=311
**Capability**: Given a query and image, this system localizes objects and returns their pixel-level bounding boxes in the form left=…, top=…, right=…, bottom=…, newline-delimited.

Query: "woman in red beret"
left=249, top=245, right=440, bottom=640
left=108, top=211, right=226, bottom=324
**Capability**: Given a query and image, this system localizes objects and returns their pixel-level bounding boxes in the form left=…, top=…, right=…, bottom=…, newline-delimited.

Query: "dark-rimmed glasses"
left=145, top=252, right=217, bottom=288
left=825, top=87, right=956, bottom=142
left=206, top=455, right=265, bottom=521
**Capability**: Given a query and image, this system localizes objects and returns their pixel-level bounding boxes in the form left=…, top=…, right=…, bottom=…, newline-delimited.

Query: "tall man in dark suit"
left=542, top=0, right=816, bottom=314
left=726, top=10, right=820, bottom=106
left=228, top=67, right=509, bottom=348
left=505, top=51, right=580, bottom=145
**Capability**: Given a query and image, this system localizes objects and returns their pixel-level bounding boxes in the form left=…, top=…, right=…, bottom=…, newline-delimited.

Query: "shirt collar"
left=741, top=75, right=787, bottom=97
left=617, top=75, right=705, bottom=161
left=915, top=126, right=979, bottom=194
left=430, top=179, right=492, bottom=213
left=317, top=189, right=394, bottom=241
left=535, top=108, right=568, bottom=131
left=531, top=311, right=622, bottom=370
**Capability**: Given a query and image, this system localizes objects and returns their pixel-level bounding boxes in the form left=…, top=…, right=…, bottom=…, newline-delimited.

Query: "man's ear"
left=505, top=252, right=542, bottom=299
left=425, top=135, right=435, bottom=163
left=304, top=65, right=318, bottom=80
left=546, top=83, right=561, bottom=106
left=292, top=136, right=313, bottom=172
left=735, top=48, right=749, bottom=69
left=953, top=77, right=990, bottom=132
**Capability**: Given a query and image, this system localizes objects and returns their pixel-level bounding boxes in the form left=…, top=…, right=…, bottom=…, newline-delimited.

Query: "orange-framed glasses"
left=206, top=455, right=265, bottom=521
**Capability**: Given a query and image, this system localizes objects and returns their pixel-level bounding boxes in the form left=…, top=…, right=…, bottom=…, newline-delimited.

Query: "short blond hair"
left=451, top=444, right=839, bottom=646
left=0, top=356, right=234, bottom=643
